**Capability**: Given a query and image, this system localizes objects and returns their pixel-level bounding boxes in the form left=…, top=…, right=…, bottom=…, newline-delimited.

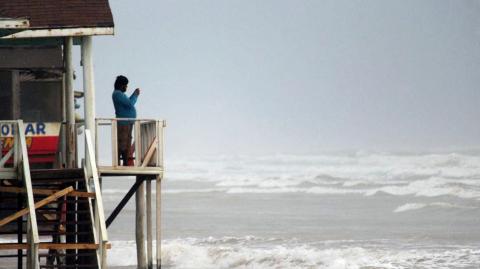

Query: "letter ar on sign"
left=25, top=123, right=46, bottom=135
left=0, top=122, right=46, bottom=136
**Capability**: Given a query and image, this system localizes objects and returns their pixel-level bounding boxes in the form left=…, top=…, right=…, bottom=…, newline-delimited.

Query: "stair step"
left=0, top=242, right=111, bottom=250
left=22, top=220, right=91, bottom=225
left=37, top=209, right=91, bottom=214
left=40, top=264, right=98, bottom=269
left=0, top=167, right=105, bottom=267
left=30, top=180, right=80, bottom=185
left=39, top=252, right=96, bottom=258
left=0, top=186, right=95, bottom=198
left=0, top=230, right=93, bottom=236
left=45, top=199, right=92, bottom=204
left=30, top=169, right=84, bottom=180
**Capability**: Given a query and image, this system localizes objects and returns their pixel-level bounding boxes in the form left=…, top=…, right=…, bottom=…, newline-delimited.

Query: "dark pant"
left=117, top=124, right=132, bottom=166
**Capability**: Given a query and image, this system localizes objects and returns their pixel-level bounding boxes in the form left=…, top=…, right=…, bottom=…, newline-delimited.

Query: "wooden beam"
left=0, top=186, right=95, bottom=198
left=0, top=186, right=73, bottom=227
left=0, top=243, right=112, bottom=250
left=106, top=178, right=144, bottom=228
left=0, top=47, right=63, bottom=69
left=1, top=27, right=114, bottom=39
left=141, top=137, right=158, bottom=168
left=98, top=166, right=163, bottom=176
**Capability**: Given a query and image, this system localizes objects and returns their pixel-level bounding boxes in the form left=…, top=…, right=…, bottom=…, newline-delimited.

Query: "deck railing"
left=95, top=118, right=165, bottom=175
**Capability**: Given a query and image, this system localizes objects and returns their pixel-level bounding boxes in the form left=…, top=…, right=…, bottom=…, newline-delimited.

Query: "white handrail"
left=17, top=120, right=40, bottom=269
left=85, top=129, right=109, bottom=268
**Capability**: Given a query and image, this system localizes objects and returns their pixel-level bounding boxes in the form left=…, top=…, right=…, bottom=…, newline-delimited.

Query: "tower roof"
left=0, top=0, right=114, bottom=30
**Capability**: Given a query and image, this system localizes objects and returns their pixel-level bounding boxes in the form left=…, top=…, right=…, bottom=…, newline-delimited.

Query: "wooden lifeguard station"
left=0, top=1, right=165, bottom=269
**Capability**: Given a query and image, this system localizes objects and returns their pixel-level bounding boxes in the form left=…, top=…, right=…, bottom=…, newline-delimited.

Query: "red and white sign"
left=0, top=122, right=61, bottom=164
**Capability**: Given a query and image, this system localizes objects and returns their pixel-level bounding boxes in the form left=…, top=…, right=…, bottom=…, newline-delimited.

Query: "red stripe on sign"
left=28, top=136, right=59, bottom=153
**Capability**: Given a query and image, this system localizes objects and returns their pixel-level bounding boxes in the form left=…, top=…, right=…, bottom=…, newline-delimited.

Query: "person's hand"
left=134, top=88, right=141, bottom=96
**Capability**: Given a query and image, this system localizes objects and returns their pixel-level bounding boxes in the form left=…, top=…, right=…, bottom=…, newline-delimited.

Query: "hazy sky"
left=88, top=0, right=480, bottom=155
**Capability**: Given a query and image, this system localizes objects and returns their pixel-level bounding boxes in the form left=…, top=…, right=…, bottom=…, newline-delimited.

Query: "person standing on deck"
left=112, top=75, right=140, bottom=165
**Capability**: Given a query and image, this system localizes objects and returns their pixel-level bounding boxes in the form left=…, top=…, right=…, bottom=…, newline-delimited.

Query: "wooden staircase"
left=0, top=168, right=106, bottom=268
left=0, top=121, right=108, bottom=269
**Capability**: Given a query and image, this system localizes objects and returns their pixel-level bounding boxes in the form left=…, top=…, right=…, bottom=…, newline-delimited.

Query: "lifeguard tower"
left=0, top=1, right=165, bottom=269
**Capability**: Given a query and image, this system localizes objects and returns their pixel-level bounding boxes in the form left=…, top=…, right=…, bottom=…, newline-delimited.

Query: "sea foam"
left=158, top=153, right=480, bottom=200
left=394, top=202, right=478, bottom=213
left=100, top=153, right=480, bottom=201
left=107, top=237, right=480, bottom=268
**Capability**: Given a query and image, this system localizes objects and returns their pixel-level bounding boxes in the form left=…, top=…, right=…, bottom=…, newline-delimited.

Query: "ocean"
left=99, top=153, right=480, bottom=268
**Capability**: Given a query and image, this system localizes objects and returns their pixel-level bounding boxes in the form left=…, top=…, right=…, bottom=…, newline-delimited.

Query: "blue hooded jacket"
left=112, top=89, right=138, bottom=125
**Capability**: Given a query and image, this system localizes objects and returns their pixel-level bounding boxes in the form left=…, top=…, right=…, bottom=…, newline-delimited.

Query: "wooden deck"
left=98, top=166, right=163, bottom=177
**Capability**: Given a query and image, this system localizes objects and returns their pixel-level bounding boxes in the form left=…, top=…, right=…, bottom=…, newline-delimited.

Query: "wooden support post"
left=26, top=217, right=33, bottom=269
left=13, top=122, right=19, bottom=169
left=136, top=177, right=147, bottom=269
left=17, top=193, right=22, bottom=269
left=147, top=179, right=153, bottom=269
left=12, top=71, right=20, bottom=120
left=135, top=121, right=141, bottom=166
left=64, top=36, right=76, bottom=168
left=156, top=175, right=162, bottom=269
left=82, top=36, right=96, bottom=166
left=155, top=120, right=164, bottom=269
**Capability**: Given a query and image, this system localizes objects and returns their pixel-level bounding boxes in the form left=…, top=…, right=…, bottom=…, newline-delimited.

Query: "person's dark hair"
left=114, top=75, right=129, bottom=90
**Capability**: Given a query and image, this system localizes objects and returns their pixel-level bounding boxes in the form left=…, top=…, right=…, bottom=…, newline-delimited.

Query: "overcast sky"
left=88, top=0, right=480, bottom=156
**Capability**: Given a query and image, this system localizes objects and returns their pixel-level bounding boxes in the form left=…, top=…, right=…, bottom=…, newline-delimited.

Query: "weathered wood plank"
left=98, top=166, right=163, bottom=176
left=141, top=137, right=157, bottom=168
left=30, top=168, right=84, bottom=180
left=0, top=47, right=63, bottom=69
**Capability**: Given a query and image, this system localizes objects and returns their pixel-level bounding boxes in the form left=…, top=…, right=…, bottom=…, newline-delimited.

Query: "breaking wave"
left=107, top=237, right=480, bottom=268
left=393, top=202, right=478, bottom=213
